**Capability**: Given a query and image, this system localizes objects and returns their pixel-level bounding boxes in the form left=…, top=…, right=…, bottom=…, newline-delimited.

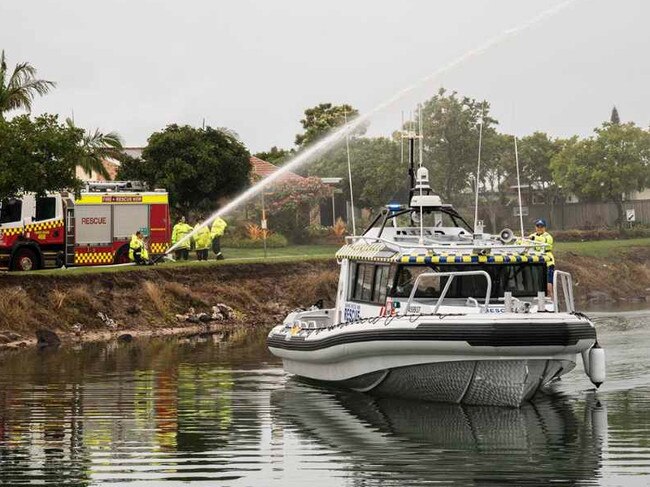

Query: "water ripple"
left=0, top=316, right=648, bottom=485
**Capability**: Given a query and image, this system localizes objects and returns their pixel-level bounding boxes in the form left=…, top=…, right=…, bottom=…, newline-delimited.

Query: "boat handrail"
left=404, top=270, right=492, bottom=315
left=553, top=270, right=575, bottom=313
left=344, top=235, right=547, bottom=254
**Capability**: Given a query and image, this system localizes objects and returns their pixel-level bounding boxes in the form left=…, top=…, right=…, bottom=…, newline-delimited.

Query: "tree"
left=417, top=88, right=499, bottom=205
left=610, top=106, right=620, bottom=125
left=118, top=124, right=251, bottom=215
left=308, top=136, right=403, bottom=211
left=551, top=122, right=650, bottom=226
left=0, top=51, right=55, bottom=120
left=517, top=132, right=566, bottom=206
left=295, top=103, right=363, bottom=147
left=266, top=177, right=331, bottom=241
left=66, top=118, right=124, bottom=179
left=254, top=146, right=294, bottom=165
left=0, top=114, right=83, bottom=199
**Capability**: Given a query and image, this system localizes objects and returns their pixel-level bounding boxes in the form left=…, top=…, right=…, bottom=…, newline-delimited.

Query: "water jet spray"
left=166, top=0, right=579, bottom=256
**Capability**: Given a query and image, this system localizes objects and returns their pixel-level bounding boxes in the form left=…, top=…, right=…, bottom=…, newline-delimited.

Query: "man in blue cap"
left=529, top=218, right=554, bottom=295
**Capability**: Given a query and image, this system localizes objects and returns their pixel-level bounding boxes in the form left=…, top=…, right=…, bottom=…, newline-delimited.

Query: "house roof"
left=250, top=156, right=306, bottom=183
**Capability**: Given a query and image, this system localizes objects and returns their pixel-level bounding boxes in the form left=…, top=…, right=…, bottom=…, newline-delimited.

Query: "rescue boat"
left=267, top=145, right=605, bottom=408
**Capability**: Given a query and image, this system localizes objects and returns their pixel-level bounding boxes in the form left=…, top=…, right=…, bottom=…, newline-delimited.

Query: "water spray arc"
left=165, top=0, right=579, bottom=256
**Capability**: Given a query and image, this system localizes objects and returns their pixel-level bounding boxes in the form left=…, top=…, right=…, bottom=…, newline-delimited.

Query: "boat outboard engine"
left=582, top=342, right=606, bottom=388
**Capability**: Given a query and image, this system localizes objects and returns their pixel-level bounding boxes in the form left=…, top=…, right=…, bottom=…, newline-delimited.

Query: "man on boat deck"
left=529, top=218, right=555, bottom=296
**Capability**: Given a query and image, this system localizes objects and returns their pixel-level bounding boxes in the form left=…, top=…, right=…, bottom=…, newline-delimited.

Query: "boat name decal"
left=344, top=303, right=361, bottom=322
left=486, top=307, right=505, bottom=313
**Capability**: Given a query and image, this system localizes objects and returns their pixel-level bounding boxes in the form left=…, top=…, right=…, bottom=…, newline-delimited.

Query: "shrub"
left=331, top=217, right=348, bottom=238
left=222, top=233, right=288, bottom=248
left=553, top=227, right=650, bottom=242
left=306, top=224, right=330, bottom=239
left=245, top=223, right=271, bottom=240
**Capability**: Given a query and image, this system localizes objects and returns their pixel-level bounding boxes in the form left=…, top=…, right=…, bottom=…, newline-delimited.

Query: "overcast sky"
left=1, top=0, right=648, bottom=153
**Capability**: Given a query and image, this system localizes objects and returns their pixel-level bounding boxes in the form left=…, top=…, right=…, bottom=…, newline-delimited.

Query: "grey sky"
left=1, top=0, right=648, bottom=153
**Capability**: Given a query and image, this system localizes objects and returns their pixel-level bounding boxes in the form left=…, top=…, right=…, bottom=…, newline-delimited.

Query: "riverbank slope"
left=1, top=242, right=650, bottom=348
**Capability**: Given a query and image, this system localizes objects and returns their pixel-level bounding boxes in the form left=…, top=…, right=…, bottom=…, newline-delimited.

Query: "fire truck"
left=0, top=181, right=171, bottom=271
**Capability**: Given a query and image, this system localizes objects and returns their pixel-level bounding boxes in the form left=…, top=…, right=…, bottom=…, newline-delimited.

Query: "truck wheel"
left=114, top=246, right=131, bottom=264
left=12, top=248, right=39, bottom=271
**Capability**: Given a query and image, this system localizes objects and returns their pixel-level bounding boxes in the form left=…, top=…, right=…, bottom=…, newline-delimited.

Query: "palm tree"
left=66, top=118, right=125, bottom=179
left=0, top=50, right=56, bottom=119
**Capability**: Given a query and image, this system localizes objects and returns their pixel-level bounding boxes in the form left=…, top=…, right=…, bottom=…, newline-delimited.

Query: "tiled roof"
left=250, top=156, right=305, bottom=183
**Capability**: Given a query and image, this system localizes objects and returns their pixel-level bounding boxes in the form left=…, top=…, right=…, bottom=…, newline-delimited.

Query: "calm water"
left=0, top=311, right=649, bottom=486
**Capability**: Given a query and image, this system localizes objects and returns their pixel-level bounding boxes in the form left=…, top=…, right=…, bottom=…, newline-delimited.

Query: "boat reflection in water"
left=272, top=381, right=607, bottom=485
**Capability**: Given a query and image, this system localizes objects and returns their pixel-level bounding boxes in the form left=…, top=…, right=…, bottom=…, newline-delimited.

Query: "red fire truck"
left=0, top=181, right=171, bottom=271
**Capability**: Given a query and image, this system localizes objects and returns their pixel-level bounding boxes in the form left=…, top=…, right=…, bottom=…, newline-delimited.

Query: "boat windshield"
left=391, top=264, right=546, bottom=300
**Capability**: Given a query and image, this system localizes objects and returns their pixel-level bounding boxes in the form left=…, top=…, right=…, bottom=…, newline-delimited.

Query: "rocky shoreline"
left=1, top=249, right=649, bottom=351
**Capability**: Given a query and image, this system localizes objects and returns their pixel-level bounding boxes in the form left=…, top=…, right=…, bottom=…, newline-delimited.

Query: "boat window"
left=391, top=264, right=546, bottom=299
left=352, top=263, right=374, bottom=301
left=360, top=265, right=373, bottom=301
left=35, top=197, right=56, bottom=221
left=393, top=265, right=440, bottom=298
left=0, top=199, right=22, bottom=224
left=372, top=265, right=391, bottom=303
left=350, top=262, right=393, bottom=304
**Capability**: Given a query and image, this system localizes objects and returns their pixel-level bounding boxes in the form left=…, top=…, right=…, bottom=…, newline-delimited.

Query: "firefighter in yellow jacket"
left=172, top=216, right=193, bottom=261
left=210, top=216, right=227, bottom=260
left=129, top=231, right=149, bottom=265
left=529, top=218, right=555, bottom=296
left=193, top=221, right=212, bottom=261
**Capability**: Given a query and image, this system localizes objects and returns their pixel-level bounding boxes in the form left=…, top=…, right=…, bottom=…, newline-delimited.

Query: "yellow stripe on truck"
left=76, top=194, right=168, bottom=205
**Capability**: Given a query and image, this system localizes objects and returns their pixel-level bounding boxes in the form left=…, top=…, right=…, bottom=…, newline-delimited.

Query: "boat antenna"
left=418, top=106, right=424, bottom=244
left=473, top=105, right=485, bottom=232
left=407, top=111, right=416, bottom=202
left=514, top=135, right=525, bottom=238
left=344, top=109, right=357, bottom=236
left=400, top=111, right=405, bottom=175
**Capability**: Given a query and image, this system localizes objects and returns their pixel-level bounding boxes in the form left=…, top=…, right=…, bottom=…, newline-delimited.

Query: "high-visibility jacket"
left=210, top=217, right=227, bottom=238
left=129, top=234, right=149, bottom=261
left=193, top=225, right=212, bottom=250
left=172, top=222, right=193, bottom=250
left=528, top=231, right=555, bottom=266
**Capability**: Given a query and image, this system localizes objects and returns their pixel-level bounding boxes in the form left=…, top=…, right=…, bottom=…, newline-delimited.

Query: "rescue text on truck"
left=0, top=181, right=172, bottom=271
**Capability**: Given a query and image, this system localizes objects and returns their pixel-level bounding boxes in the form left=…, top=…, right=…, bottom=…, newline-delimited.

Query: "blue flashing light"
left=387, top=203, right=403, bottom=212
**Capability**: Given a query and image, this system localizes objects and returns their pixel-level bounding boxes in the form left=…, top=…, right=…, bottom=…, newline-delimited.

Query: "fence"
left=460, top=200, right=650, bottom=232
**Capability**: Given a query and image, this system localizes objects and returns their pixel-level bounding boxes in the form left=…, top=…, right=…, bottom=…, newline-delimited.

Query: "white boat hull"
left=268, top=313, right=595, bottom=407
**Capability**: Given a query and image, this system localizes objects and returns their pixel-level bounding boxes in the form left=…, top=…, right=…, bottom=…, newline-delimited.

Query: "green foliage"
left=554, top=227, right=650, bottom=242
left=66, top=118, right=124, bottom=179
left=517, top=132, right=566, bottom=204
left=222, top=232, right=288, bottom=248
left=265, top=177, right=331, bottom=213
left=309, top=136, right=403, bottom=210
left=305, top=224, right=330, bottom=239
left=417, top=88, right=499, bottom=204
left=261, top=177, right=331, bottom=243
left=0, top=50, right=55, bottom=119
left=551, top=122, right=650, bottom=225
left=118, top=124, right=251, bottom=214
left=295, top=103, right=362, bottom=147
left=0, top=114, right=83, bottom=199
left=254, top=146, right=294, bottom=165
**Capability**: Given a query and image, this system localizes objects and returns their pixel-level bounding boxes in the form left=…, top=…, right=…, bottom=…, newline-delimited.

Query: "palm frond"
left=71, top=122, right=125, bottom=179
left=0, top=51, right=56, bottom=115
